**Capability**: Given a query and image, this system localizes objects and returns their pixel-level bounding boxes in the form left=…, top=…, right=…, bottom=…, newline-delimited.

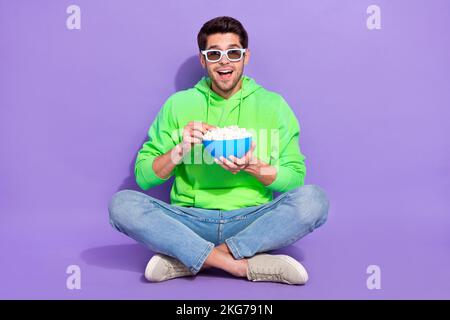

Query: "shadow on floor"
left=80, top=243, right=306, bottom=278
left=81, top=243, right=153, bottom=273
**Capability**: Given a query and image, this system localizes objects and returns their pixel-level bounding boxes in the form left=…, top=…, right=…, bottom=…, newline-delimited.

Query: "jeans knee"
left=289, top=184, right=330, bottom=228
left=108, top=189, right=141, bottom=228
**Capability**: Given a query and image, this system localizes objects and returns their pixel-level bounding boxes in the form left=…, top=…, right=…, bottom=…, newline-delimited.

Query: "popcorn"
left=203, top=125, right=252, bottom=140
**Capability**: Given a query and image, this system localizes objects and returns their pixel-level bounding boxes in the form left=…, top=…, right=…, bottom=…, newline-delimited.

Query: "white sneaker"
left=246, top=254, right=309, bottom=285
left=144, top=254, right=194, bottom=282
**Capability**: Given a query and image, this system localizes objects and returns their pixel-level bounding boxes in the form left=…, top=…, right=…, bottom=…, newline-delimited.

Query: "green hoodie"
left=135, top=75, right=306, bottom=210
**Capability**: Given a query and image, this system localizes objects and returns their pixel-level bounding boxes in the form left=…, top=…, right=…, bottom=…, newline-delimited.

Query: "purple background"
left=1, top=0, right=449, bottom=299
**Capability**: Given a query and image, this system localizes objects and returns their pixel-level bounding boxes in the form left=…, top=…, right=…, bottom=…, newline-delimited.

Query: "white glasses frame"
left=201, top=48, right=247, bottom=62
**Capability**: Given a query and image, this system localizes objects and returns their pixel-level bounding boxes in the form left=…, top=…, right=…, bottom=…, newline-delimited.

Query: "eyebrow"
left=206, top=44, right=242, bottom=50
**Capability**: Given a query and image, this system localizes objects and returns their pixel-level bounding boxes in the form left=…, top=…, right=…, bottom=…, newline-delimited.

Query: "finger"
left=229, top=156, right=246, bottom=170
left=220, top=156, right=239, bottom=170
left=202, top=123, right=217, bottom=130
left=228, top=155, right=246, bottom=166
left=186, top=121, right=206, bottom=132
left=190, top=122, right=208, bottom=134
left=191, top=130, right=204, bottom=140
left=186, top=121, right=200, bottom=131
left=241, top=141, right=256, bottom=161
left=185, top=135, right=202, bottom=144
left=185, top=127, right=205, bottom=140
left=214, top=158, right=240, bottom=173
left=214, top=158, right=229, bottom=171
left=192, top=128, right=207, bottom=136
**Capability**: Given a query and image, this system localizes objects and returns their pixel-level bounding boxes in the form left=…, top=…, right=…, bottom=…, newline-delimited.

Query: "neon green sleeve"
left=266, top=97, right=306, bottom=192
left=134, top=97, right=178, bottom=190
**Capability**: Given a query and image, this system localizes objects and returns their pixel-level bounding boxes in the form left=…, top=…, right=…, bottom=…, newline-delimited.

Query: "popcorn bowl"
left=203, top=136, right=252, bottom=159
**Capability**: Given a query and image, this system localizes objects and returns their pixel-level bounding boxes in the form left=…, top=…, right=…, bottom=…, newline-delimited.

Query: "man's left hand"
left=214, top=141, right=257, bottom=174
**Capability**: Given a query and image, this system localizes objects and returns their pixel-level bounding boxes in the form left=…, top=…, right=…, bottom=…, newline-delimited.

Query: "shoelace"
left=163, top=259, right=192, bottom=275
left=249, top=267, right=286, bottom=281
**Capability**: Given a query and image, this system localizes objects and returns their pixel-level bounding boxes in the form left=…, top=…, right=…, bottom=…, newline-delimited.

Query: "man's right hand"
left=180, top=121, right=216, bottom=153
left=155, top=121, right=216, bottom=179
left=169, top=121, right=216, bottom=165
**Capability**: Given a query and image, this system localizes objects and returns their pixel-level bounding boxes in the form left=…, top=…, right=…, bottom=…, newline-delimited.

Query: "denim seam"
left=152, top=200, right=218, bottom=223
left=233, top=195, right=287, bottom=224
left=234, top=192, right=290, bottom=221
left=225, top=237, right=243, bottom=260
left=151, top=199, right=182, bottom=215
left=218, top=223, right=223, bottom=244
left=190, top=242, right=214, bottom=274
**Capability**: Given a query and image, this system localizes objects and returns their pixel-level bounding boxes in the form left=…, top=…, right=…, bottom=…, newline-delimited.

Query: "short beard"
left=210, top=68, right=243, bottom=94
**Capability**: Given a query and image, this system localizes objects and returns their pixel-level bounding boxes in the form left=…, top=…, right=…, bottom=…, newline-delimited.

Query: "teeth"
left=218, top=70, right=232, bottom=74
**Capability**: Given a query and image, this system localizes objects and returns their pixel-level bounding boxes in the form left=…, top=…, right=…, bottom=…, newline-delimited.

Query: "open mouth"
left=216, top=69, right=233, bottom=81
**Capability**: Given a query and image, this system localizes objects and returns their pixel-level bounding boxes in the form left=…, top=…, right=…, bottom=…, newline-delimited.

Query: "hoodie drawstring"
left=238, top=82, right=244, bottom=125
left=206, top=90, right=211, bottom=124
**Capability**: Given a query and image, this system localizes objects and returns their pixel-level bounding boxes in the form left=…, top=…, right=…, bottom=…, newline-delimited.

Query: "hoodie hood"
left=194, top=75, right=262, bottom=127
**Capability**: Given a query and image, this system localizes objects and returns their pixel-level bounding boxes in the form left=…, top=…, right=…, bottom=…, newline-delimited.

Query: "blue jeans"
left=108, top=184, right=329, bottom=274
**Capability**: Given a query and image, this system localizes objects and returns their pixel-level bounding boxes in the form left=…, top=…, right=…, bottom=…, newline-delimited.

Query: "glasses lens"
left=206, top=50, right=221, bottom=61
left=227, top=49, right=243, bottom=60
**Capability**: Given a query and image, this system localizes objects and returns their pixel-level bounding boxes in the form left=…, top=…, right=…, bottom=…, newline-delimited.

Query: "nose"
left=218, top=53, right=231, bottom=64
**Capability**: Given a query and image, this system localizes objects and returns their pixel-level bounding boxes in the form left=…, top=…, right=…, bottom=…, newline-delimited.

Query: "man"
left=108, top=16, right=329, bottom=285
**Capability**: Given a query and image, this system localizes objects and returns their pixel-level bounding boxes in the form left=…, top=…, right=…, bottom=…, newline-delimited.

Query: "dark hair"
left=197, top=16, right=248, bottom=51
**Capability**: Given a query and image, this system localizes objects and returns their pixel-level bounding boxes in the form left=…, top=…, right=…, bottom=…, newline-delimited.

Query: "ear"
left=244, top=48, right=250, bottom=65
left=199, top=52, right=206, bottom=69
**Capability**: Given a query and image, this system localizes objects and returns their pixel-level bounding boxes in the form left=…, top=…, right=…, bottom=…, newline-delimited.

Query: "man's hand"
left=214, top=140, right=277, bottom=186
left=181, top=121, right=216, bottom=152
left=213, top=141, right=257, bottom=174
left=156, top=121, right=216, bottom=179
left=171, top=121, right=216, bottom=164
